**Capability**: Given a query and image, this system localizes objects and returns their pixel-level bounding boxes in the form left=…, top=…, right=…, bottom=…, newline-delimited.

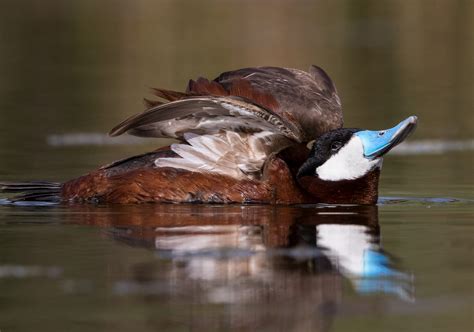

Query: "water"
left=0, top=1, right=473, bottom=331
left=0, top=202, right=472, bottom=331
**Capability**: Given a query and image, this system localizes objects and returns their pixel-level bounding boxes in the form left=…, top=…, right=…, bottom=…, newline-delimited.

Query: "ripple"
left=378, top=196, right=473, bottom=205
left=46, top=133, right=474, bottom=155
left=0, top=264, right=62, bottom=279
left=392, top=139, right=474, bottom=155
left=0, top=199, right=59, bottom=207
left=47, top=133, right=151, bottom=146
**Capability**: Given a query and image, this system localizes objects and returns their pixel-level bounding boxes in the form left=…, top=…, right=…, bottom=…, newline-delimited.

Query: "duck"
left=0, top=65, right=417, bottom=205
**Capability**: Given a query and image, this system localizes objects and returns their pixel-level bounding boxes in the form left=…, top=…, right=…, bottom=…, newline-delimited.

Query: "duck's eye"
left=331, top=141, right=342, bottom=151
left=378, top=131, right=386, bottom=136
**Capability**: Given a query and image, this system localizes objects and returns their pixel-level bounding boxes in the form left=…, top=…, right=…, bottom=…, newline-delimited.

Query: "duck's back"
left=213, top=66, right=343, bottom=140
left=109, top=65, right=343, bottom=180
left=1, top=66, right=344, bottom=204
left=59, top=146, right=310, bottom=204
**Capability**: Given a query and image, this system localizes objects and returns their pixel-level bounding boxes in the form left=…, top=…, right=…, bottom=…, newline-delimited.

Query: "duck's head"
left=297, top=116, right=418, bottom=205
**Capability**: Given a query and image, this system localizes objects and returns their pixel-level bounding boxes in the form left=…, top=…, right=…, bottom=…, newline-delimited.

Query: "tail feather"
left=0, top=181, right=62, bottom=203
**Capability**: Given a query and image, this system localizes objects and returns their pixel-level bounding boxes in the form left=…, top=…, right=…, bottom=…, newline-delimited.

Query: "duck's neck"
left=297, top=168, right=381, bottom=205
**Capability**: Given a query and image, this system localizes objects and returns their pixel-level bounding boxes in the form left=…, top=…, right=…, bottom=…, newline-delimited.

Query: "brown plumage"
left=110, top=65, right=343, bottom=142
left=2, top=65, right=407, bottom=206
left=106, top=65, right=344, bottom=183
left=60, top=148, right=312, bottom=204
left=298, top=169, right=381, bottom=205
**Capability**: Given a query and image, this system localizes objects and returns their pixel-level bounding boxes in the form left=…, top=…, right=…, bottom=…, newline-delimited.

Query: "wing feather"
left=109, top=96, right=301, bottom=141
left=154, top=131, right=293, bottom=179
left=109, top=65, right=344, bottom=179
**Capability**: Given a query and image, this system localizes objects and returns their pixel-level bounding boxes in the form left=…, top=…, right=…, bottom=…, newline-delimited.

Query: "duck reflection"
left=71, top=204, right=413, bottom=331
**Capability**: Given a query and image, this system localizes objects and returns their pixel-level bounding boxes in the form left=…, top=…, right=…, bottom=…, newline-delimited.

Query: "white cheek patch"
left=316, top=136, right=382, bottom=181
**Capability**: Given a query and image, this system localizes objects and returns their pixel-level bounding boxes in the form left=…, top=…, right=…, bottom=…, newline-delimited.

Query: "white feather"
left=155, top=131, right=292, bottom=179
left=316, top=136, right=382, bottom=181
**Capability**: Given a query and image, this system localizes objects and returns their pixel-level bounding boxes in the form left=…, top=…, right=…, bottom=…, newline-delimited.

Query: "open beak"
left=355, top=116, right=418, bottom=159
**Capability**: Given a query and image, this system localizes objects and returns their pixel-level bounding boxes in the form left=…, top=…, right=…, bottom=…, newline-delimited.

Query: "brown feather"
left=114, top=66, right=343, bottom=142
left=229, top=79, right=279, bottom=112
left=8, top=144, right=381, bottom=205
left=108, top=97, right=296, bottom=139
left=187, top=77, right=229, bottom=96
left=298, top=169, right=380, bottom=205
left=60, top=152, right=311, bottom=204
left=150, top=88, right=191, bottom=101
left=143, top=98, right=164, bottom=109
left=213, top=66, right=343, bottom=140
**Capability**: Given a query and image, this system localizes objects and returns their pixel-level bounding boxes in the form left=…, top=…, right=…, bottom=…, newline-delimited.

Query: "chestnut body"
left=61, top=148, right=311, bottom=205
left=0, top=66, right=417, bottom=206
left=60, top=146, right=380, bottom=205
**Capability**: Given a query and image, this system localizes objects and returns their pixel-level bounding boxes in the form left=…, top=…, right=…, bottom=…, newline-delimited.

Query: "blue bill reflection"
left=89, top=204, right=415, bottom=330
left=128, top=206, right=415, bottom=303
left=316, top=224, right=414, bottom=301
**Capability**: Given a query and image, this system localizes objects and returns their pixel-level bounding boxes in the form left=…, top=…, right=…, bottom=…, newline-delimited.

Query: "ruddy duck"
left=0, top=66, right=417, bottom=205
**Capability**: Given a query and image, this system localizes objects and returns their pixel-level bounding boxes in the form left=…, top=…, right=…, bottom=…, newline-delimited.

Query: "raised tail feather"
left=0, top=181, right=62, bottom=202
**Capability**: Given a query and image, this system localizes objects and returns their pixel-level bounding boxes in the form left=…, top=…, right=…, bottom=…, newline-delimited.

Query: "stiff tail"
left=0, top=181, right=62, bottom=203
